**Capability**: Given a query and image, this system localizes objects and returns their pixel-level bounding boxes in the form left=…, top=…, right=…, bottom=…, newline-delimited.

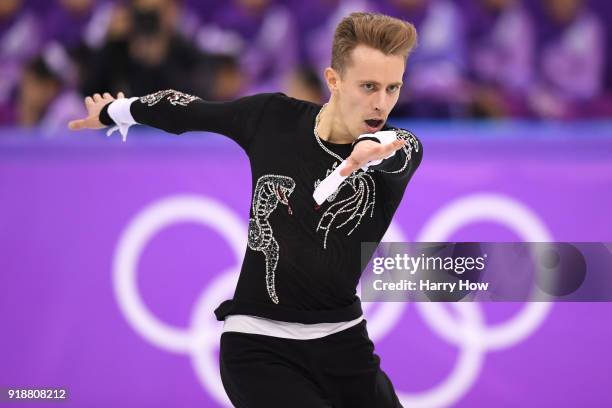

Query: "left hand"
left=339, top=139, right=406, bottom=176
left=68, top=91, right=125, bottom=131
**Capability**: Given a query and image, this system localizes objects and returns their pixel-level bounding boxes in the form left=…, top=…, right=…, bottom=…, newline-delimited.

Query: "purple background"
left=1, top=121, right=612, bottom=407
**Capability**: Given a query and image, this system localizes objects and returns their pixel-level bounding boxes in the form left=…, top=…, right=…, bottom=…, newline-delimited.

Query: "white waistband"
left=222, top=314, right=364, bottom=340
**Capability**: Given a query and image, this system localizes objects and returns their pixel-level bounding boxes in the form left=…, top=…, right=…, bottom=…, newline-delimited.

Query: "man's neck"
left=316, top=97, right=355, bottom=144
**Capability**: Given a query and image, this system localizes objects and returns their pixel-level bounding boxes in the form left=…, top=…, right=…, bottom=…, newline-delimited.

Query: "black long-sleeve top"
left=101, top=90, right=423, bottom=324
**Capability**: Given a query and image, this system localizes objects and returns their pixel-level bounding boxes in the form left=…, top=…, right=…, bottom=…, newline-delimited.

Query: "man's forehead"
left=344, top=47, right=405, bottom=84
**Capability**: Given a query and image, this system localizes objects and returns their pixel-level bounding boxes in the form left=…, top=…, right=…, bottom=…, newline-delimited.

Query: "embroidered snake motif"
left=248, top=174, right=296, bottom=304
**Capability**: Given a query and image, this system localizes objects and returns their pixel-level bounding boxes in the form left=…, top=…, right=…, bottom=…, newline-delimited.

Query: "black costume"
left=101, top=89, right=423, bottom=407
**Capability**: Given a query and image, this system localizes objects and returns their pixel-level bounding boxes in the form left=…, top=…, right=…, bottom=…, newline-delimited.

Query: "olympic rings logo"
left=112, top=192, right=553, bottom=408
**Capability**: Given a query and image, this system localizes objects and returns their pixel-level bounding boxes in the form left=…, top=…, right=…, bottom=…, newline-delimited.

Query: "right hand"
left=68, top=92, right=125, bottom=131
left=339, top=139, right=407, bottom=177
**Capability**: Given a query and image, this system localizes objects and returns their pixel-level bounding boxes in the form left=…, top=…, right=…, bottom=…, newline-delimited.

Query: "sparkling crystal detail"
left=139, top=89, right=200, bottom=107
left=314, top=166, right=376, bottom=249
left=373, top=128, right=420, bottom=174
left=247, top=174, right=296, bottom=304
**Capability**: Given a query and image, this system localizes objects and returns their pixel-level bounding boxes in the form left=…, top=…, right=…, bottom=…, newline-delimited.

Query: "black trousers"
left=219, top=319, right=403, bottom=408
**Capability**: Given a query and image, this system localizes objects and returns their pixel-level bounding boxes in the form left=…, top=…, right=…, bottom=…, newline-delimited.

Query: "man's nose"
left=373, top=93, right=389, bottom=116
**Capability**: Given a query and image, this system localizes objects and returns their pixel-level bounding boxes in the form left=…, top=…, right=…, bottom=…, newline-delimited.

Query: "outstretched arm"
left=68, top=90, right=275, bottom=152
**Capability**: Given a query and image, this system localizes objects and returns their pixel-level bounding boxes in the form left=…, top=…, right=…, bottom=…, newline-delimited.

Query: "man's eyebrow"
left=359, top=80, right=403, bottom=87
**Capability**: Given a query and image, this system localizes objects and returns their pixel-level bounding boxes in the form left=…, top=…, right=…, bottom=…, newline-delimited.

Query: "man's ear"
left=324, top=67, right=339, bottom=94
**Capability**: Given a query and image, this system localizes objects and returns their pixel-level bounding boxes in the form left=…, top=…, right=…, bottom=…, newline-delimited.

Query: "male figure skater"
left=69, top=12, right=422, bottom=408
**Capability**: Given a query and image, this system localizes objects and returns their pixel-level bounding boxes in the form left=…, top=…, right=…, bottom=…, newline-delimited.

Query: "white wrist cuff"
left=359, top=130, right=398, bottom=169
left=106, top=97, right=139, bottom=142
left=313, top=161, right=349, bottom=205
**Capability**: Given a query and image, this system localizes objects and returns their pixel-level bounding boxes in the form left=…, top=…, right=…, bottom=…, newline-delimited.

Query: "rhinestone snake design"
left=247, top=174, right=296, bottom=304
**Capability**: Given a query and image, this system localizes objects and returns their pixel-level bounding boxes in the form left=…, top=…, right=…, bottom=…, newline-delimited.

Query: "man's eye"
left=362, top=83, right=375, bottom=91
left=388, top=85, right=400, bottom=93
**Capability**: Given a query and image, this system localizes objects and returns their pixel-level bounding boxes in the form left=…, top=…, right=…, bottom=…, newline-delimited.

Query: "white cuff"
left=105, top=97, right=139, bottom=142
left=313, top=161, right=349, bottom=205
left=373, top=130, right=399, bottom=146
left=359, top=130, right=398, bottom=170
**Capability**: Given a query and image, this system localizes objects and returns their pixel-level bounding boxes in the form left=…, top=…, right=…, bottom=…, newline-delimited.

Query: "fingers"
left=339, top=157, right=362, bottom=177
left=85, top=91, right=117, bottom=114
left=86, top=92, right=120, bottom=103
left=339, top=165, right=354, bottom=177
left=381, top=139, right=406, bottom=156
left=68, top=119, right=85, bottom=130
left=390, top=139, right=406, bottom=150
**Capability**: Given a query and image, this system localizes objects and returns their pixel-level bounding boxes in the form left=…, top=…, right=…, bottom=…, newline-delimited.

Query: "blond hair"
left=331, top=12, right=418, bottom=75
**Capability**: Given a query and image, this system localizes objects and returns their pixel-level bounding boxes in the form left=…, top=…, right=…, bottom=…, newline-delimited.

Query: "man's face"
left=333, top=44, right=405, bottom=137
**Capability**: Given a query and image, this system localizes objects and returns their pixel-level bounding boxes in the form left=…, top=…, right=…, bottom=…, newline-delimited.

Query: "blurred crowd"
left=0, top=0, right=611, bottom=134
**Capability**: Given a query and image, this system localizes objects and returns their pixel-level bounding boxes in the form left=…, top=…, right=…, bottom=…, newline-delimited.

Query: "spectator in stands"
left=0, top=0, right=42, bottom=124
left=44, top=0, right=112, bottom=51
left=529, top=0, right=606, bottom=119
left=197, top=0, right=298, bottom=94
left=82, top=0, right=212, bottom=99
left=2, top=0, right=611, bottom=125
left=466, top=0, right=535, bottom=118
left=13, top=51, right=85, bottom=135
left=207, top=54, right=245, bottom=101
left=43, top=0, right=117, bottom=94
left=288, top=0, right=342, bottom=72
left=284, top=66, right=325, bottom=104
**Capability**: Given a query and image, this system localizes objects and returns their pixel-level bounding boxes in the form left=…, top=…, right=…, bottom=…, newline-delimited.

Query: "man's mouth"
left=364, top=119, right=383, bottom=131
